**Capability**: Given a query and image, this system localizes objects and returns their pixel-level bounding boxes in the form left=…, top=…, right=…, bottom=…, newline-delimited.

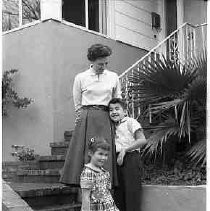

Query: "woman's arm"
left=113, top=74, right=121, bottom=98
left=73, top=74, right=82, bottom=112
left=81, top=188, right=91, bottom=211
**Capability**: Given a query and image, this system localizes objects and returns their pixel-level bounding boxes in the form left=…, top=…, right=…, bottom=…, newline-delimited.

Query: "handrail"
left=119, top=22, right=207, bottom=78
left=119, top=22, right=207, bottom=119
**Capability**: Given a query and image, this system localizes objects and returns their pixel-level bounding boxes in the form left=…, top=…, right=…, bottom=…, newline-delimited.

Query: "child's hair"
left=88, top=136, right=110, bottom=153
left=108, top=98, right=127, bottom=110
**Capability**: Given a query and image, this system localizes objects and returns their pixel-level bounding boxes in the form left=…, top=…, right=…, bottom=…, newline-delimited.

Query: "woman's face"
left=92, top=57, right=109, bottom=74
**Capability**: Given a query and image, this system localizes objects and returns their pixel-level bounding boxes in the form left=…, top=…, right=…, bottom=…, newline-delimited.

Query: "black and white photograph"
left=1, top=0, right=208, bottom=211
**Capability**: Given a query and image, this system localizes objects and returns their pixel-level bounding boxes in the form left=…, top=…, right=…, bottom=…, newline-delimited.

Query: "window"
left=2, top=0, right=40, bottom=32
left=62, top=0, right=107, bottom=34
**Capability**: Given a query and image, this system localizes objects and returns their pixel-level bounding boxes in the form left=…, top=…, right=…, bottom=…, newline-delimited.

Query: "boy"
left=108, top=98, right=147, bottom=211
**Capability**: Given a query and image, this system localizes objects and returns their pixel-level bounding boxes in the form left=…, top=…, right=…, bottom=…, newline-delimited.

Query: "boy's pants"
left=114, top=151, right=142, bottom=211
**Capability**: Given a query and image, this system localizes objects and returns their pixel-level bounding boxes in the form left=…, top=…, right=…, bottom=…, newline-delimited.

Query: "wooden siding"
left=114, top=0, right=165, bottom=50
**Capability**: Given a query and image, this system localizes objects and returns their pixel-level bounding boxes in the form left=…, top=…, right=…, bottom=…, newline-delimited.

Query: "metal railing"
left=119, top=22, right=207, bottom=119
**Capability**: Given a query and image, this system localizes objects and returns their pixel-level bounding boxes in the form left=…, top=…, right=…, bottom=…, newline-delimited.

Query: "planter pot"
left=141, top=185, right=206, bottom=211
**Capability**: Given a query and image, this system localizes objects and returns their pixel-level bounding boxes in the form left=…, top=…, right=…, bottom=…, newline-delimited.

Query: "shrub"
left=11, top=145, right=38, bottom=161
left=2, top=69, right=33, bottom=117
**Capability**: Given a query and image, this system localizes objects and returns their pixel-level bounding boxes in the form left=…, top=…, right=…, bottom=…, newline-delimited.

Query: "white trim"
left=176, top=0, right=184, bottom=62
left=40, top=0, right=62, bottom=21
left=107, top=0, right=116, bottom=38
left=99, top=0, right=102, bottom=33
left=2, top=20, right=41, bottom=35
left=61, top=19, right=113, bottom=40
left=177, top=0, right=184, bottom=27
left=85, top=0, right=89, bottom=29
left=19, top=0, right=23, bottom=27
left=160, top=0, right=166, bottom=43
left=2, top=18, right=146, bottom=51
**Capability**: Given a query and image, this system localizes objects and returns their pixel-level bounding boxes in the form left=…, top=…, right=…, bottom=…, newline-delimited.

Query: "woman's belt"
left=82, top=105, right=108, bottom=111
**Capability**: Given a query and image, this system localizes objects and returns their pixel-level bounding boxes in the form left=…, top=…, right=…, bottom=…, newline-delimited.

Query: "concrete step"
left=2, top=161, right=40, bottom=182
left=64, top=130, right=74, bottom=142
left=8, top=182, right=81, bottom=211
left=17, top=169, right=61, bottom=183
left=50, top=141, right=69, bottom=156
left=38, top=155, right=65, bottom=170
left=35, top=204, right=81, bottom=211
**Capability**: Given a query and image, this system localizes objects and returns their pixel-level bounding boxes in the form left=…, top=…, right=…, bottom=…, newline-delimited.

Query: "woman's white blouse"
left=73, top=68, right=121, bottom=111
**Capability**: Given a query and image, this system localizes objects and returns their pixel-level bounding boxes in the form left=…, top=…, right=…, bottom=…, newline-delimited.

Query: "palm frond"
left=186, top=139, right=206, bottom=167
left=143, top=117, right=180, bottom=156
left=129, top=55, right=197, bottom=104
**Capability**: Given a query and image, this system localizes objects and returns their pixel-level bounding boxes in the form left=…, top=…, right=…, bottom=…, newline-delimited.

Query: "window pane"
left=88, top=0, right=99, bottom=32
left=2, top=0, right=40, bottom=32
left=2, top=0, right=19, bottom=31
left=22, top=0, right=40, bottom=25
left=62, top=0, right=86, bottom=27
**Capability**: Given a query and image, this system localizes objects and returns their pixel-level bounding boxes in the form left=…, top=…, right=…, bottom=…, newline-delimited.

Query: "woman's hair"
left=108, top=98, right=127, bottom=110
left=87, top=44, right=112, bottom=62
left=88, top=136, right=110, bottom=153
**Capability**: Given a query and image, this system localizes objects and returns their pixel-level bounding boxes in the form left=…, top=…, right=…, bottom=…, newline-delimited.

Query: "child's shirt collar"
left=115, top=116, right=128, bottom=126
left=84, top=164, right=106, bottom=173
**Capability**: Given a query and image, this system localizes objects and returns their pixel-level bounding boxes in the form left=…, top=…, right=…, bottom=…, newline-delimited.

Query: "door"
left=165, top=0, right=177, bottom=35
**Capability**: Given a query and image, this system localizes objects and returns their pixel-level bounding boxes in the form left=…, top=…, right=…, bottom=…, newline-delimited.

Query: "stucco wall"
left=2, top=20, right=147, bottom=161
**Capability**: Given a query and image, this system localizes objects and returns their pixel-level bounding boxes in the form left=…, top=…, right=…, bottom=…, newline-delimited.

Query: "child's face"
left=109, top=103, right=126, bottom=123
left=90, top=148, right=109, bottom=168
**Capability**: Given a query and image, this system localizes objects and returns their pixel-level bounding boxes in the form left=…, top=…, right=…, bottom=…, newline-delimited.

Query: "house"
left=2, top=0, right=207, bottom=161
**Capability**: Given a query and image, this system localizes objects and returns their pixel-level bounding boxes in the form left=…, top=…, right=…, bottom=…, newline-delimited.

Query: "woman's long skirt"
left=59, top=106, right=118, bottom=187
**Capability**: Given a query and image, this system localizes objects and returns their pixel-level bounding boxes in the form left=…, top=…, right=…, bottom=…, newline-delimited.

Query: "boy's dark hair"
left=88, top=136, right=110, bottom=153
left=108, top=98, right=127, bottom=110
left=87, top=44, right=112, bottom=62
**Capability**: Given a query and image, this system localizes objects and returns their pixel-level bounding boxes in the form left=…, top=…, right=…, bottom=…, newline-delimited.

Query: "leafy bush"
left=2, top=69, right=33, bottom=116
left=11, top=145, right=38, bottom=161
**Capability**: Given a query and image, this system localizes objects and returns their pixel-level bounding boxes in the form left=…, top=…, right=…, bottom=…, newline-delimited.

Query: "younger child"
left=108, top=98, right=147, bottom=211
left=80, top=136, right=119, bottom=211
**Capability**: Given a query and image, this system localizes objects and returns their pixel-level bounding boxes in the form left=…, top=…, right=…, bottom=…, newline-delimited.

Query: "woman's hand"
left=117, top=148, right=126, bottom=166
left=75, top=109, right=82, bottom=125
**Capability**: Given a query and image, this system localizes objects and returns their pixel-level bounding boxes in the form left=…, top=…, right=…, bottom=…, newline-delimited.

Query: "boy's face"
left=109, top=103, right=126, bottom=122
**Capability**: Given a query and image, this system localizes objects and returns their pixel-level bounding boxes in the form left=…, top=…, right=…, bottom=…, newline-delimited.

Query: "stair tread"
left=8, top=182, right=78, bottom=197
left=35, top=203, right=81, bottom=211
left=39, top=155, right=65, bottom=161
left=50, top=142, right=69, bottom=147
left=17, top=169, right=61, bottom=176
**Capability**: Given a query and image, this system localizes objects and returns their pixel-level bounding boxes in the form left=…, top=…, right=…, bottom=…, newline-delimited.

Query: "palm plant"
left=128, top=51, right=206, bottom=167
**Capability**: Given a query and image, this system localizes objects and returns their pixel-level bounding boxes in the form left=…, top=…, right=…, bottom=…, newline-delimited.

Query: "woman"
left=60, top=44, right=121, bottom=187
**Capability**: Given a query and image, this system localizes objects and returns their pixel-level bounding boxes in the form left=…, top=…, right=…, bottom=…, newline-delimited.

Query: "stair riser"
left=2, top=161, right=40, bottom=182
left=39, top=161, right=64, bottom=170
left=51, top=147, right=68, bottom=156
left=2, top=173, right=19, bottom=182
left=17, top=175, right=60, bottom=183
left=24, top=194, right=78, bottom=210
